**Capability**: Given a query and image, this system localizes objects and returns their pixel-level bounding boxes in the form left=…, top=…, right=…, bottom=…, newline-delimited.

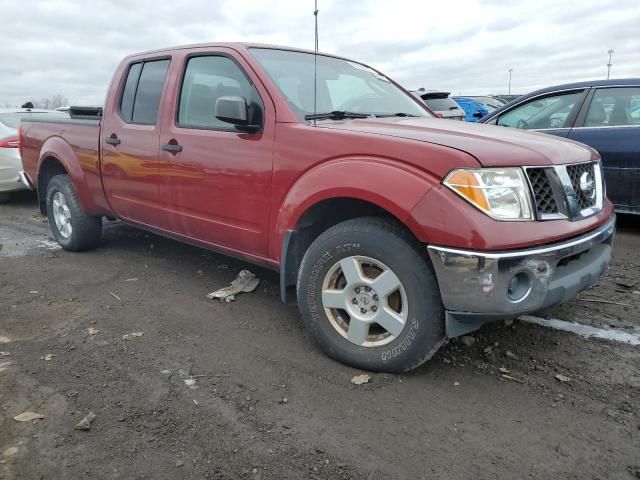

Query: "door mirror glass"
left=215, top=96, right=248, bottom=125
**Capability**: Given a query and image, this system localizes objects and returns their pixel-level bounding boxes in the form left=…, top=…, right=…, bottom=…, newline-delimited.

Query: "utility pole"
left=606, top=50, right=614, bottom=80
left=508, top=69, right=513, bottom=95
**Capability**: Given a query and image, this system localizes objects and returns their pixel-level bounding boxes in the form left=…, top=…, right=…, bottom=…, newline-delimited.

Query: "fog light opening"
left=507, top=272, right=531, bottom=302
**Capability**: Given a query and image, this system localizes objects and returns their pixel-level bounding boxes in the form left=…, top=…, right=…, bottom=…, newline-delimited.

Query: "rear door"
left=569, top=86, right=640, bottom=214
left=157, top=49, right=275, bottom=257
left=101, top=58, right=171, bottom=224
left=491, top=89, right=588, bottom=137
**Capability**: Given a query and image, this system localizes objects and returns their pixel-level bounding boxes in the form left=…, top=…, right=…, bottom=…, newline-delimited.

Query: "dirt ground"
left=1, top=191, right=639, bottom=480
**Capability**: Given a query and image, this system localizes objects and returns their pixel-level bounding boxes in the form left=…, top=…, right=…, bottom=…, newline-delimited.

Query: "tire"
left=297, top=217, right=445, bottom=373
left=45, top=174, right=102, bottom=251
left=0, top=192, right=10, bottom=203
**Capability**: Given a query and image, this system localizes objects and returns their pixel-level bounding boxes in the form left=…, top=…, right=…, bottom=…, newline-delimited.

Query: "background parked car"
left=0, top=108, right=67, bottom=202
left=491, top=94, right=521, bottom=104
left=451, top=96, right=489, bottom=122
left=411, top=90, right=465, bottom=121
left=466, top=96, right=504, bottom=113
left=480, top=79, right=640, bottom=214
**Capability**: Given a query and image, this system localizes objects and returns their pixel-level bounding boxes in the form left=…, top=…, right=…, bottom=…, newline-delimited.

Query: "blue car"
left=480, top=79, right=640, bottom=215
left=451, top=97, right=489, bottom=122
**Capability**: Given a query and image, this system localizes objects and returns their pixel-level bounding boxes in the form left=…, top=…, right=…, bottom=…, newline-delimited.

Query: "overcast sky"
left=2, top=0, right=638, bottom=106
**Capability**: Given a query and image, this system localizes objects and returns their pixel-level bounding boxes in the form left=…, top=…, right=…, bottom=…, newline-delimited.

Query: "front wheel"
left=46, top=174, right=102, bottom=251
left=297, top=217, right=445, bottom=372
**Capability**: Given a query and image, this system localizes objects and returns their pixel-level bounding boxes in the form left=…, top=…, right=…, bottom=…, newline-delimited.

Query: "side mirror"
left=215, top=96, right=260, bottom=132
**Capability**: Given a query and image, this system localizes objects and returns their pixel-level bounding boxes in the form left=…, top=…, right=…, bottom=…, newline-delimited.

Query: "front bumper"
left=427, top=217, right=615, bottom=336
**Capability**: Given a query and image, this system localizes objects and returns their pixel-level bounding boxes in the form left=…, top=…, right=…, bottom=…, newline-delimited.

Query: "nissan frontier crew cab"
left=19, top=43, right=615, bottom=372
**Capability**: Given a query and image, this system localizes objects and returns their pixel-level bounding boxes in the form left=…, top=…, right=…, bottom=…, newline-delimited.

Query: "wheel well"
left=280, top=197, right=415, bottom=305
left=37, top=157, right=67, bottom=214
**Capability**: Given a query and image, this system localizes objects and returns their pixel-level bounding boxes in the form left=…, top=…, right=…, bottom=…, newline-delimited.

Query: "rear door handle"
left=105, top=136, right=121, bottom=146
left=161, top=143, right=183, bottom=153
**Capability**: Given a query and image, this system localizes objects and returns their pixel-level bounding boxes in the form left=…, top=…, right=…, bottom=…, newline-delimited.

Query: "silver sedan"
left=0, top=109, right=67, bottom=202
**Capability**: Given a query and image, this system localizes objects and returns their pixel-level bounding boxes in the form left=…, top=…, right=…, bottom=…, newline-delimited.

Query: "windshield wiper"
left=374, top=112, right=419, bottom=118
left=304, top=111, right=371, bottom=121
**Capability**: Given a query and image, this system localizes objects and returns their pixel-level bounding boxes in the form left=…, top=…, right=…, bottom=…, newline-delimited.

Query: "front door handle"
left=105, top=135, right=121, bottom=146
left=161, top=142, right=183, bottom=153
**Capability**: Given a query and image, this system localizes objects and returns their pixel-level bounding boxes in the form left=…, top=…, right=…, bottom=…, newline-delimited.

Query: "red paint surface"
left=21, top=43, right=615, bottom=269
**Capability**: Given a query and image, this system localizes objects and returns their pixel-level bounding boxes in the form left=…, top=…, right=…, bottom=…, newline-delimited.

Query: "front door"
left=101, top=58, right=171, bottom=224
left=158, top=51, right=274, bottom=257
left=569, top=86, right=640, bottom=214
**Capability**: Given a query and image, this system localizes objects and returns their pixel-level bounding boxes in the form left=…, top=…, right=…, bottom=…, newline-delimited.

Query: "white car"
left=0, top=108, right=67, bottom=202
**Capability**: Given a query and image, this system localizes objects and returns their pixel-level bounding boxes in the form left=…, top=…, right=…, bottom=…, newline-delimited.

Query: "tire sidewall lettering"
left=305, top=243, right=361, bottom=323
left=381, top=318, right=419, bottom=361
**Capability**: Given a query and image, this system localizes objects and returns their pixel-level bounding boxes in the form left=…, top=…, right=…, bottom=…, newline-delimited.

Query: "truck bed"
left=20, top=116, right=111, bottom=216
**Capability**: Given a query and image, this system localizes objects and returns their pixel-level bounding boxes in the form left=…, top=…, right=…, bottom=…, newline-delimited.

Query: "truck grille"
left=525, top=161, right=602, bottom=220
left=526, top=168, right=558, bottom=215
left=567, top=162, right=597, bottom=211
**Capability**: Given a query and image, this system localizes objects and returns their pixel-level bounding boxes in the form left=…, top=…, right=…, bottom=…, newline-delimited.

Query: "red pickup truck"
left=19, top=43, right=615, bottom=372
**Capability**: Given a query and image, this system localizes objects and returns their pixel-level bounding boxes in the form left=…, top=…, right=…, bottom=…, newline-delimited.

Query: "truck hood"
left=318, top=117, right=598, bottom=167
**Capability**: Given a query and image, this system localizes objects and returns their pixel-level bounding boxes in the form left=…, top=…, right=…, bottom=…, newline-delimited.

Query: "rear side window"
left=584, top=87, right=640, bottom=127
left=119, top=59, right=170, bottom=125
left=120, top=62, right=142, bottom=122
left=425, top=97, right=460, bottom=111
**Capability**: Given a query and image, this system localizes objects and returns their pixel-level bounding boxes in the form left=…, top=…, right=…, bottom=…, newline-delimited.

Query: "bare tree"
left=32, top=94, right=69, bottom=110
left=51, top=94, right=69, bottom=109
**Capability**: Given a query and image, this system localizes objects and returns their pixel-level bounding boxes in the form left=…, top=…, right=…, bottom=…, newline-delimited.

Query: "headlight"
left=444, top=168, right=533, bottom=221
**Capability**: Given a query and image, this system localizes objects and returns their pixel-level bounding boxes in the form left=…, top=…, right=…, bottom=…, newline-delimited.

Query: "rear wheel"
left=46, top=174, right=102, bottom=251
left=297, top=217, right=445, bottom=372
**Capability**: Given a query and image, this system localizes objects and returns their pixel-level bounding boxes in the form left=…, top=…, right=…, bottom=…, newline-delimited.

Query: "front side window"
left=118, top=59, right=170, bottom=125
left=250, top=48, right=430, bottom=120
left=178, top=55, right=262, bottom=130
left=585, top=87, right=640, bottom=127
left=497, top=91, right=583, bottom=130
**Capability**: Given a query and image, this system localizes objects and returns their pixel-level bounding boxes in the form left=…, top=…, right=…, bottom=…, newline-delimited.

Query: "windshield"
left=251, top=48, right=431, bottom=120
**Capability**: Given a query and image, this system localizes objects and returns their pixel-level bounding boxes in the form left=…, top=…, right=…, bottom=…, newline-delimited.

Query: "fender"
left=37, top=136, right=105, bottom=215
left=273, top=156, right=441, bottom=304
left=273, top=156, right=440, bottom=260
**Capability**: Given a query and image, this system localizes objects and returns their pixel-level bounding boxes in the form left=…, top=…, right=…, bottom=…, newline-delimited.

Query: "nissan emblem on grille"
left=579, top=171, right=596, bottom=200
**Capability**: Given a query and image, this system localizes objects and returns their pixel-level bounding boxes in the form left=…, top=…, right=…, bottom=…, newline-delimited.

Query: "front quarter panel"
left=272, top=158, right=438, bottom=261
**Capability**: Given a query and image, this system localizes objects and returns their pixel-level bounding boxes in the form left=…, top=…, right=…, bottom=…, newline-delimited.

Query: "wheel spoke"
left=52, top=198, right=61, bottom=210
left=322, top=289, right=348, bottom=309
left=339, top=257, right=364, bottom=286
left=371, top=269, right=401, bottom=298
left=347, top=318, right=370, bottom=345
left=375, top=307, right=405, bottom=337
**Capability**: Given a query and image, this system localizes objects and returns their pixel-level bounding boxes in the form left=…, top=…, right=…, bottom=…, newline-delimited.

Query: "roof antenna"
left=313, top=0, right=319, bottom=127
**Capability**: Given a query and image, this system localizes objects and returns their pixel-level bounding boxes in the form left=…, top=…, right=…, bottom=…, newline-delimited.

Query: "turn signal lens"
left=444, top=168, right=533, bottom=221
left=444, top=170, right=491, bottom=211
